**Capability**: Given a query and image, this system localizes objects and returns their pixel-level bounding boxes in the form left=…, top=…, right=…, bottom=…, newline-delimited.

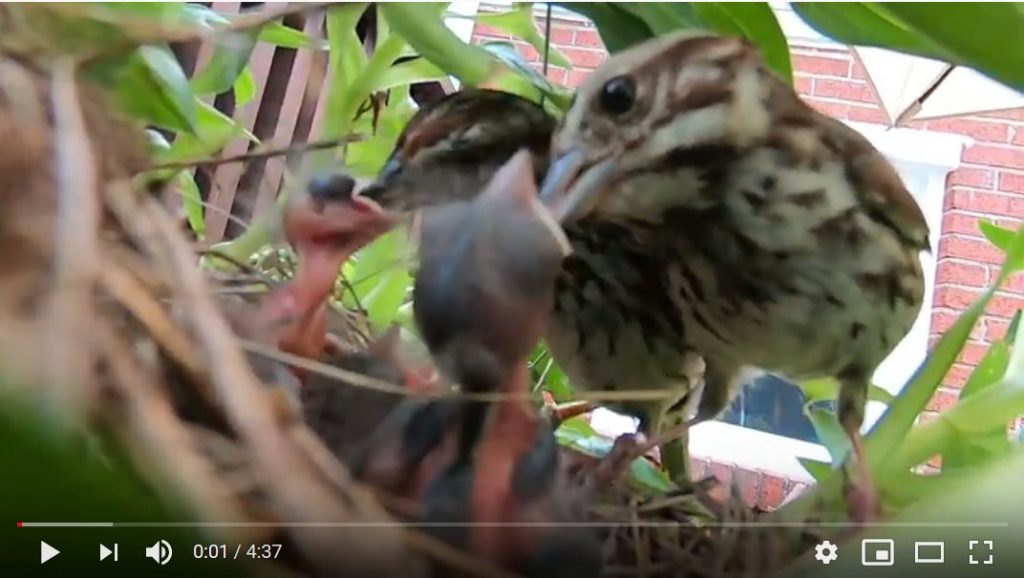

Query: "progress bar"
left=18, top=521, right=1012, bottom=529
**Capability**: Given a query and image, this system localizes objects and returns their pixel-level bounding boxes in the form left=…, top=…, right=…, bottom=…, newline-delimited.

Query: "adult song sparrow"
left=360, top=88, right=706, bottom=483
left=539, top=30, right=928, bottom=516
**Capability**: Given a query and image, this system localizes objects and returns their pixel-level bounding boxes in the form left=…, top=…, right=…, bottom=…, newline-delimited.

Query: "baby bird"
left=258, top=173, right=399, bottom=379
left=410, top=151, right=601, bottom=577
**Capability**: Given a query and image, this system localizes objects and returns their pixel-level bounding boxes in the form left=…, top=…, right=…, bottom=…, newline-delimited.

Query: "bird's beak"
left=540, top=149, right=619, bottom=223
left=359, top=154, right=403, bottom=200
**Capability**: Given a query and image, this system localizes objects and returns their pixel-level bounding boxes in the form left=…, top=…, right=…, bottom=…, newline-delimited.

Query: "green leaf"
left=960, top=340, right=1010, bottom=401
left=380, top=2, right=498, bottom=86
left=805, top=407, right=850, bottom=465
left=175, top=170, right=205, bottom=238
left=790, top=2, right=938, bottom=58
left=190, top=28, right=260, bottom=95
left=258, top=21, right=322, bottom=49
left=554, top=422, right=675, bottom=494
left=691, top=3, right=792, bottom=83
left=797, top=457, right=831, bottom=482
left=868, top=224, right=1024, bottom=472
left=477, top=2, right=572, bottom=69
left=322, top=3, right=374, bottom=141
left=553, top=2, right=652, bottom=53
left=556, top=415, right=597, bottom=440
left=880, top=2, right=1024, bottom=92
left=479, top=41, right=573, bottom=109
left=350, top=229, right=413, bottom=330
left=618, top=3, right=703, bottom=36
left=233, top=67, right=257, bottom=107
left=799, top=377, right=895, bottom=405
left=940, top=307, right=1023, bottom=470
left=371, top=57, right=449, bottom=93
left=154, top=100, right=255, bottom=168
left=778, top=224, right=1024, bottom=522
left=979, top=220, right=1016, bottom=253
left=109, top=45, right=198, bottom=133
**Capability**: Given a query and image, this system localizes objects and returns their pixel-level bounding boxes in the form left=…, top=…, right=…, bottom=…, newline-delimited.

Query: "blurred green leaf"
left=959, top=339, right=1010, bottom=402
left=779, top=224, right=1024, bottom=522
left=797, top=457, right=830, bottom=482
left=940, top=328, right=1015, bottom=470
left=868, top=224, right=1024, bottom=473
left=880, top=2, right=1024, bottom=92
left=619, top=3, right=702, bottom=36
left=154, top=100, right=255, bottom=168
left=180, top=2, right=229, bottom=30
left=233, top=66, right=257, bottom=106
left=480, top=41, right=573, bottom=109
left=176, top=170, right=205, bottom=238
left=554, top=419, right=675, bottom=494
left=381, top=2, right=498, bottom=86
left=556, top=415, right=597, bottom=440
left=979, top=220, right=1016, bottom=253
left=805, top=407, right=850, bottom=465
left=190, top=28, right=259, bottom=95
left=259, top=21, right=322, bottom=49
left=554, top=2, right=652, bottom=53
left=799, top=377, right=895, bottom=405
left=108, top=45, right=198, bottom=133
left=477, top=2, right=572, bottom=69
left=350, top=229, right=413, bottom=330
left=790, top=3, right=936, bottom=57
left=371, top=57, right=449, bottom=93
left=691, top=3, right=792, bottom=83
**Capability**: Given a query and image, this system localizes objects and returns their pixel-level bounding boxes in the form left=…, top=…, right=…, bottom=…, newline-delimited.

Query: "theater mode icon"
left=914, top=541, right=944, bottom=564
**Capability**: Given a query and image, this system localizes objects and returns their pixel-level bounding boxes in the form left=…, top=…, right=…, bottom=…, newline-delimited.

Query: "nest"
left=0, top=52, right=823, bottom=578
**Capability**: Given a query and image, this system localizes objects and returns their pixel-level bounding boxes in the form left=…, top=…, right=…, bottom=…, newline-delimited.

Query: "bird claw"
left=541, top=398, right=597, bottom=428
left=842, top=431, right=881, bottom=525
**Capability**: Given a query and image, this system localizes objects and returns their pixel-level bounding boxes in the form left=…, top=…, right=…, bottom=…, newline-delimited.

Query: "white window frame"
left=446, top=2, right=972, bottom=481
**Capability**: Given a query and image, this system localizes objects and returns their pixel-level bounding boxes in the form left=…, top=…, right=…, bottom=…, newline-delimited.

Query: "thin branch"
left=48, top=58, right=100, bottom=411
left=238, top=338, right=681, bottom=405
left=151, top=135, right=365, bottom=172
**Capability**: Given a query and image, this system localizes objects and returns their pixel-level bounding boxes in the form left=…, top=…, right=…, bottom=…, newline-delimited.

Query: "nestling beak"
left=539, top=149, right=619, bottom=223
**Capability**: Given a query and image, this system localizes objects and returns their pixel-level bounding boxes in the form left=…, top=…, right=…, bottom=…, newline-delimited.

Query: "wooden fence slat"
left=206, top=3, right=278, bottom=242
left=253, top=11, right=326, bottom=217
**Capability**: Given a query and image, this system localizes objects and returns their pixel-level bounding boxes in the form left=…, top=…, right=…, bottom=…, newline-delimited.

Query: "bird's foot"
left=541, top=395, right=598, bottom=428
left=579, top=433, right=641, bottom=491
left=842, top=430, right=880, bottom=525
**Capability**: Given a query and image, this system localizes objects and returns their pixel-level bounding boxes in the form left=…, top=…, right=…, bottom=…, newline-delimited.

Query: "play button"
left=40, top=541, right=59, bottom=564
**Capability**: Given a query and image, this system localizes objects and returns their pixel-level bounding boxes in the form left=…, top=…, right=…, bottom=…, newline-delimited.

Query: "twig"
left=239, top=339, right=682, bottom=404
left=47, top=58, right=100, bottom=413
left=97, top=323, right=256, bottom=539
left=144, top=196, right=417, bottom=576
left=151, top=135, right=365, bottom=172
left=99, top=257, right=223, bottom=416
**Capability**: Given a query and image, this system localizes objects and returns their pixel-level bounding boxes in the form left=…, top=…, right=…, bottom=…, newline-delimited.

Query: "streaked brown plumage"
left=359, top=88, right=706, bottom=483
left=540, top=30, right=928, bottom=517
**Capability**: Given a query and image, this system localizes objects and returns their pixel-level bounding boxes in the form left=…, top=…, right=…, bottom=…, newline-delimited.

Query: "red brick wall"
left=472, top=14, right=1024, bottom=508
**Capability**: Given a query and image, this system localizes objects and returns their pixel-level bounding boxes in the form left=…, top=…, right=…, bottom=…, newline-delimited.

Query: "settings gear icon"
left=814, top=540, right=839, bottom=565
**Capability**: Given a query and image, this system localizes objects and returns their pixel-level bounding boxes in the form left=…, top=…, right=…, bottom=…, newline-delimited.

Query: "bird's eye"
left=598, top=75, right=636, bottom=116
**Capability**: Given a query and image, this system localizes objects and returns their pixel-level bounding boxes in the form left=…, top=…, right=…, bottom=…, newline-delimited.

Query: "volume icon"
left=145, top=540, right=173, bottom=565
left=100, top=543, right=119, bottom=561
